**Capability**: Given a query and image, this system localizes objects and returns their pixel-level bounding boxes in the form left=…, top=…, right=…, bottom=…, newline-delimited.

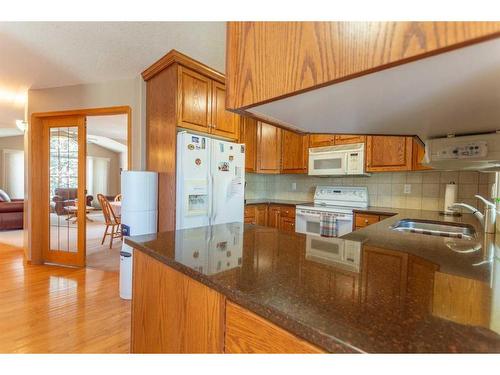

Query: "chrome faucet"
left=450, top=195, right=496, bottom=234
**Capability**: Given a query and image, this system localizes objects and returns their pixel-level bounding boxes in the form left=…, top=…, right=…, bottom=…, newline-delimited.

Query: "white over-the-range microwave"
left=308, top=142, right=366, bottom=176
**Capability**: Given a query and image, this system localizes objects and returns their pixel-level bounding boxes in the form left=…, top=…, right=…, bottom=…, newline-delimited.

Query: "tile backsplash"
left=245, top=171, right=496, bottom=211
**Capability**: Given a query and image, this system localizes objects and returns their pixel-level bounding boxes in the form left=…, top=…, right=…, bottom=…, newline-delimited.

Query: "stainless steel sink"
left=390, top=219, right=477, bottom=240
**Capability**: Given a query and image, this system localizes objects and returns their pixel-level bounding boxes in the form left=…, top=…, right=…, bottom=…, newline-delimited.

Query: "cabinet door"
left=177, top=66, right=212, bottom=133
left=256, top=122, right=282, bottom=174
left=240, top=117, right=258, bottom=172
left=309, top=134, right=335, bottom=148
left=211, top=81, right=240, bottom=140
left=361, top=247, right=408, bottom=309
left=281, top=130, right=308, bottom=174
left=244, top=205, right=256, bottom=224
left=267, top=205, right=281, bottom=228
left=366, top=136, right=413, bottom=172
left=255, top=204, right=268, bottom=226
left=280, top=217, right=296, bottom=233
left=412, top=138, right=432, bottom=171
left=334, top=135, right=366, bottom=145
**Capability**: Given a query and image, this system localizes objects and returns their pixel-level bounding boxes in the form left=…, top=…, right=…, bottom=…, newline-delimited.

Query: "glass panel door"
left=43, top=116, right=86, bottom=266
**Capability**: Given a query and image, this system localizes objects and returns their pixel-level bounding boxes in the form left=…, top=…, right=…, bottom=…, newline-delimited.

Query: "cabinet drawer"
left=280, top=217, right=296, bottom=233
left=244, top=205, right=256, bottom=218
left=280, top=206, right=295, bottom=218
left=355, top=214, right=380, bottom=228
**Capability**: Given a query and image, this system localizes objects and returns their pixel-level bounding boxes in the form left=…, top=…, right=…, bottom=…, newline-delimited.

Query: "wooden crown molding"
left=142, top=49, right=225, bottom=83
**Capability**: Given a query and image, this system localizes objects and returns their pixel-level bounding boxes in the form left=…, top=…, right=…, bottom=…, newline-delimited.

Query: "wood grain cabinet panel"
left=281, top=130, right=308, bottom=173
left=412, top=138, right=432, bottom=171
left=226, top=22, right=500, bottom=110
left=309, top=134, right=335, bottom=148
left=255, top=204, right=268, bottom=226
left=240, top=117, right=258, bottom=172
left=178, top=66, right=212, bottom=132
left=244, top=205, right=256, bottom=224
left=354, top=213, right=380, bottom=228
left=334, top=135, right=366, bottom=145
left=361, top=247, right=408, bottom=309
left=211, top=81, right=239, bottom=140
left=225, top=301, right=325, bottom=353
left=366, top=136, right=413, bottom=172
left=267, top=205, right=281, bottom=228
left=279, top=217, right=296, bottom=233
left=256, top=122, right=282, bottom=173
left=131, top=250, right=225, bottom=353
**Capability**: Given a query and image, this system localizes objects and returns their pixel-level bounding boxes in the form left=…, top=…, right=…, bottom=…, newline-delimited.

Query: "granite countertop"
left=244, top=198, right=312, bottom=206
left=125, top=217, right=500, bottom=353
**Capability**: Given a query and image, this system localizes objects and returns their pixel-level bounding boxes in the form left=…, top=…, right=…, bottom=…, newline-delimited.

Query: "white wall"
left=27, top=77, right=145, bottom=170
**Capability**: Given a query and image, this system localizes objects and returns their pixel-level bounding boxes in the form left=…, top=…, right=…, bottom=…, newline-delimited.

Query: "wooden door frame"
left=28, top=106, right=132, bottom=265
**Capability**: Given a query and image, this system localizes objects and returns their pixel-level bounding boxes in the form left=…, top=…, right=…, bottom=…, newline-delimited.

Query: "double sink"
left=391, top=219, right=477, bottom=240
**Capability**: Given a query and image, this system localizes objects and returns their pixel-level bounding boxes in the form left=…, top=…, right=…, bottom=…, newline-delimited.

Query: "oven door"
left=296, top=209, right=353, bottom=236
left=295, top=209, right=321, bottom=235
left=306, top=235, right=345, bottom=263
left=308, top=148, right=347, bottom=176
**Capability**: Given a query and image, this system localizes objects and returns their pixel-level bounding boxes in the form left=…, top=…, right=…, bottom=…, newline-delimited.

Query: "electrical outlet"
left=291, top=182, right=297, bottom=191
left=404, top=184, right=411, bottom=194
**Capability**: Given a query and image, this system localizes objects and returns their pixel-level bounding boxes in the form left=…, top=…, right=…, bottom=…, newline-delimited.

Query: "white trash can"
left=119, top=244, right=133, bottom=300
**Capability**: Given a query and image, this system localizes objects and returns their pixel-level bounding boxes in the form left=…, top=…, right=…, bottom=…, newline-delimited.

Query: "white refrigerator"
left=176, top=131, right=245, bottom=230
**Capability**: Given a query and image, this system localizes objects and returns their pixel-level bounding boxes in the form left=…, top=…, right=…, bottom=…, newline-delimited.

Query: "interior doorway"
left=85, top=114, right=128, bottom=272
left=29, top=106, right=131, bottom=269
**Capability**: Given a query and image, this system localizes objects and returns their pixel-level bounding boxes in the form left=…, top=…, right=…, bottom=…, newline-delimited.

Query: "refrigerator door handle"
left=212, top=173, right=217, bottom=222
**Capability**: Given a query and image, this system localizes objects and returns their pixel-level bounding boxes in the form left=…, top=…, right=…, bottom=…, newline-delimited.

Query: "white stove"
left=295, top=186, right=368, bottom=237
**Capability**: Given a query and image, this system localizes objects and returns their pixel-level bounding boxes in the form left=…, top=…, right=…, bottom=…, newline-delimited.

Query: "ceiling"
left=249, top=37, right=500, bottom=141
left=0, top=21, right=226, bottom=135
left=87, top=114, right=128, bottom=153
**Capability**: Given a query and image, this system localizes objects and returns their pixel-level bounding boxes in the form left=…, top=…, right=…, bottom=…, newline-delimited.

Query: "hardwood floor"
left=0, top=244, right=131, bottom=353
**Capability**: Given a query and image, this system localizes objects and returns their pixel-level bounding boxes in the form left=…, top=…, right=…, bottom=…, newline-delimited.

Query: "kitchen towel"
left=444, top=182, right=458, bottom=213
left=320, top=213, right=337, bottom=237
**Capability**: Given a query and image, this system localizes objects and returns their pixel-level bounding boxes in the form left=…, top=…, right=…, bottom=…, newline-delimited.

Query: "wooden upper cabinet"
left=226, top=22, right=500, bottom=110
left=256, top=122, right=281, bottom=174
left=309, top=134, right=366, bottom=148
left=366, top=136, right=413, bottom=172
left=334, top=135, right=366, bottom=145
left=240, top=117, right=258, bottom=172
left=281, top=130, right=308, bottom=174
left=178, top=66, right=212, bottom=132
left=412, top=138, right=432, bottom=171
left=211, top=81, right=239, bottom=140
left=309, top=134, right=335, bottom=148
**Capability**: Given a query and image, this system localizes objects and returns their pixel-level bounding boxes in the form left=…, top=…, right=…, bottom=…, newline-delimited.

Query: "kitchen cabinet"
left=267, top=205, right=281, bottom=228
left=412, top=138, right=432, bottom=171
left=245, top=204, right=267, bottom=226
left=353, top=212, right=394, bottom=231
left=210, top=81, right=240, bottom=139
left=281, top=129, right=308, bottom=174
left=366, top=136, right=413, bottom=172
left=309, top=134, right=336, bottom=148
left=132, top=250, right=225, bottom=353
left=256, top=122, right=282, bottom=173
left=178, top=66, right=239, bottom=140
left=240, top=117, right=258, bottom=172
left=309, top=134, right=366, bottom=148
left=279, top=217, right=296, bottom=233
left=225, top=301, right=324, bottom=353
left=361, top=246, right=408, bottom=309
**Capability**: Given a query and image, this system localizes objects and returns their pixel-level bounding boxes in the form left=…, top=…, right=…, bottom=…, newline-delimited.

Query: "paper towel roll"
left=444, top=183, right=458, bottom=213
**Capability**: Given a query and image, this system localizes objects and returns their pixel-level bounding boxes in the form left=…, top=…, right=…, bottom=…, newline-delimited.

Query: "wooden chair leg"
left=109, top=225, right=114, bottom=249
left=101, top=225, right=109, bottom=245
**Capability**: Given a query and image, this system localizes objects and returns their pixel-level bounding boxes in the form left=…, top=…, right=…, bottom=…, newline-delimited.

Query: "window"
left=49, top=128, right=78, bottom=198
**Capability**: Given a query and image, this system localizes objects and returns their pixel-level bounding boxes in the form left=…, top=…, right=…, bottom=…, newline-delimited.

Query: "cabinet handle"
left=365, top=219, right=369, bottom=223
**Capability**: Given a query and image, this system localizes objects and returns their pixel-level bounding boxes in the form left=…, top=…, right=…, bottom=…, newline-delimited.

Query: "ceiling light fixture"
left=0, top=88, right=27, bottom=106
left=15, top=120, right=27, bottom=132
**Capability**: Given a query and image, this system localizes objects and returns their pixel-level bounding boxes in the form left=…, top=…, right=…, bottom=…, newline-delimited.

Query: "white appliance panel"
left=210, top=138, right=245, bottom=226
left=176, top=132, right=211, bottom=229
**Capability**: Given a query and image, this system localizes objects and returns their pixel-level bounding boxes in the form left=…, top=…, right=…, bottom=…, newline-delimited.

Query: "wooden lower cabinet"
left=131, top=250, right=225, bottom=353
left=280, top=217, right=296, bottom=232
left=131, top=250, right=326, bottom=354
left=267, top=205, right=281, bottom=228
left=245, top=204, right=268, bottom=225
left=353, top=211, right=395, bottom=231
left=224, top=301, right=325, bottom=353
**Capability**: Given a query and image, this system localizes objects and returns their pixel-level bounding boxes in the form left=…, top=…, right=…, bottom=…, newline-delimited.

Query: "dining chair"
left=97, top=193, right=122, bottom=249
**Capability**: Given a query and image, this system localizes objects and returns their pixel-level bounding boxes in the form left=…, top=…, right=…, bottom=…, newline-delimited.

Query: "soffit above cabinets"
left=247, top=37, right=500, bottom=141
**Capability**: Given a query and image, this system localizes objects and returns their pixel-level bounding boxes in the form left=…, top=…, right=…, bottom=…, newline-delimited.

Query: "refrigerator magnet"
left=188, top=144, right=194, bottom=150
left=229, top=155, right=234, bottom=162
left=218, top=162, right=229, bottom=171
left=195, top=158, right=202, bottom=166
